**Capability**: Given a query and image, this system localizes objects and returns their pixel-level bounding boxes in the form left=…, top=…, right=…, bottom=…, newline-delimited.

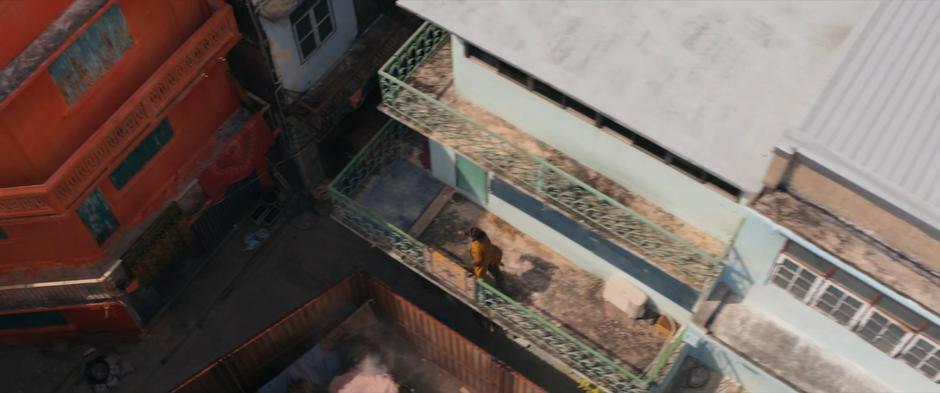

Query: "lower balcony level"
left=330, top=121, right=685, bottom=393
left=378, top=23, right=725, bottom=293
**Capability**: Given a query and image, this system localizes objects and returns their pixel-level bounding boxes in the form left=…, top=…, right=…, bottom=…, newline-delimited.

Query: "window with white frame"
left=290, top=0, right=334, bottom=60
left=770, top=257, right=820, bottom=300
left=902, top=337, right=940, bottom=380
left=856, top=309, right=909, bottom=354
left=771, top=241, right=940, bottom=383
left=812, top=282, right=864, bottom=326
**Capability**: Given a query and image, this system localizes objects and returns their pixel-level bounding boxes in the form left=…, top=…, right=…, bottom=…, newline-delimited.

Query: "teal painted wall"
left=449, top=36, right=746, bottom=242
left=714, top=212, right=939, bottom=392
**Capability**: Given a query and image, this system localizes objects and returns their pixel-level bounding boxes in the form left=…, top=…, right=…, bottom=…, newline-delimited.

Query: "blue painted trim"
left=491, top=178, right=699, bottom=310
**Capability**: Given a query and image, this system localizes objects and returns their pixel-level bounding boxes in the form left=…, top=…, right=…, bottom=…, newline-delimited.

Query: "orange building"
left=0, top=0, right=275, bottom=343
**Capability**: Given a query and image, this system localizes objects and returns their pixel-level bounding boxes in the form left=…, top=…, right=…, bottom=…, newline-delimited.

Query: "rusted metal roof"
left=791, top=1, right=940, bottom=231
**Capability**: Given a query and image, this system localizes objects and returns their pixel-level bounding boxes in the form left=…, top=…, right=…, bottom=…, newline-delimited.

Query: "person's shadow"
left=501, top=254, right=558, bottom=303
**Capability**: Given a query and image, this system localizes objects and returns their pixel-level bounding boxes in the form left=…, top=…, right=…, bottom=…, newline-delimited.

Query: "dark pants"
left=486, top=264, right=504, bottom=288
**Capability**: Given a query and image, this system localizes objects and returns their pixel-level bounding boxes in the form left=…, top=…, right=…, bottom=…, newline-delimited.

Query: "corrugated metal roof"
left=791, top=1, right=940, bottom=230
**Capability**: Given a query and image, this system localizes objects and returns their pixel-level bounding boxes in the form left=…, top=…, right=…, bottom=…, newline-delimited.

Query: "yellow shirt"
left=470, top=239, right=503, bottom=277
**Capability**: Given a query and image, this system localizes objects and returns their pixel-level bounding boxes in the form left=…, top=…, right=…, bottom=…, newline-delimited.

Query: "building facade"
left=328, top=1, right=940, bottom=392
left=225, top=0, right=415, bottom=193
left=0, top=0, right=275, bottom=343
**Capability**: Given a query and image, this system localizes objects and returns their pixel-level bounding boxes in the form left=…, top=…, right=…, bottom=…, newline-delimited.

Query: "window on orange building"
left=0, top=310, right=68, bottom=330
left=0, top=227, right=6, bottom=240
left=76, top=189, right=120, bottom=245
left=48, top=4, right=133, bottom=104
left=290, top=0, right=335, bottom=60
left=109, top=119, right=174, bottom=190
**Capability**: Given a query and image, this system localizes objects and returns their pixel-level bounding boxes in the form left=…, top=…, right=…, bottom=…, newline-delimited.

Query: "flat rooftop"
left=399, top=0, right=878, bottom=193
left=710, top=299, right=886, bottom=393
left=352, top=146, right=676, bottom=375
left=398, top=39, right=724, bottom=290
left=754, top=190, right=940, bottom=316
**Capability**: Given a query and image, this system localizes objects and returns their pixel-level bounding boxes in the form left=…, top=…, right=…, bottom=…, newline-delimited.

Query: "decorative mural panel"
left=48, top=4, right=133, bottom=104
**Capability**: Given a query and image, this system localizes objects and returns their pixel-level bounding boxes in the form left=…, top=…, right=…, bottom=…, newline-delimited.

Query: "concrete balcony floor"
left=354, top=153, right=670, bottom=372
left=391, top=40, right=725, bottom=289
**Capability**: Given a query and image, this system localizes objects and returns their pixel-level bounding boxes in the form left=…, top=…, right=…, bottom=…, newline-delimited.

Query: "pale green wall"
left=717, top=212, right=940, bottom=392
left=449, top=36, right=745, bottom=242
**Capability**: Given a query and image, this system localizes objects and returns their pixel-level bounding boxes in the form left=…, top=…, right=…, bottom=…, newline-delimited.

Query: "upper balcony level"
left=377, top=23, right=726, bottom=295
left=0, top=1, right=241, bottom=220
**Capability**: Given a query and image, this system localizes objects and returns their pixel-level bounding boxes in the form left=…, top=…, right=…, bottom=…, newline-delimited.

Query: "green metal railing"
left=645, top=326, right=687, bottom=383
left=377, top=23, right=720, bottom=287
left=329, top=121, right=685, bottom=393
left=330, top=122, right=427, bottom=270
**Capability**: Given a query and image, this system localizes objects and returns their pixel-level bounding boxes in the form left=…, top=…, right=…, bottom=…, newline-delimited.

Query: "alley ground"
left=0, top=203, right=578, bottom=393
left=0, top=100, right=579, bottom=392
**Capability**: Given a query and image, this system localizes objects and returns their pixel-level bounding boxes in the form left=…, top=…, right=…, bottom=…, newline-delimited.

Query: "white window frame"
left=809, top=281, right=867, bottom=328
left=900, top=335, right=940, bottom=382
left=290, top=0, right=335, bottom=61
left=769, top=254, right=823, bottom=302
left=770, top=251, right=940, bottom=383
left=854, top=307, right=914, bottom=356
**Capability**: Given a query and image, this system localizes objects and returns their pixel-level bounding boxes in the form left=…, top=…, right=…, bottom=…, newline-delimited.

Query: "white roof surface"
left=399, top=0, right=878, bottom=193
left=790, top=1, right=940, bottom=230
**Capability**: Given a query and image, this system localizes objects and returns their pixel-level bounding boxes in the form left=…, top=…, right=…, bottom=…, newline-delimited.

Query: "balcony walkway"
left=420, top=193, right=669, bottom=370
left=378, top=24, right=724, bottom=291
left=330, top=122, right=687, bottom=392
left=353, top=147, right=668, bottom=371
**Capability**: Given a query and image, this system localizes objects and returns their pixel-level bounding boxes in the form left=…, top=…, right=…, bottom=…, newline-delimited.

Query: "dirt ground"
left=404, top=41, right=725, bottom=289
left=419, top=193, right=669, bottom=371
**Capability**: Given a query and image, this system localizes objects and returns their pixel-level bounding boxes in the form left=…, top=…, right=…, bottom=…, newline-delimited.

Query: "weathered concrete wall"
left=448, top=36, right=746, bottom=242
left=713, top=211, right=940, bottom=392
left=785, top=156, right=938, bottom=267
left=259, top=0, right=357, bottom=92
